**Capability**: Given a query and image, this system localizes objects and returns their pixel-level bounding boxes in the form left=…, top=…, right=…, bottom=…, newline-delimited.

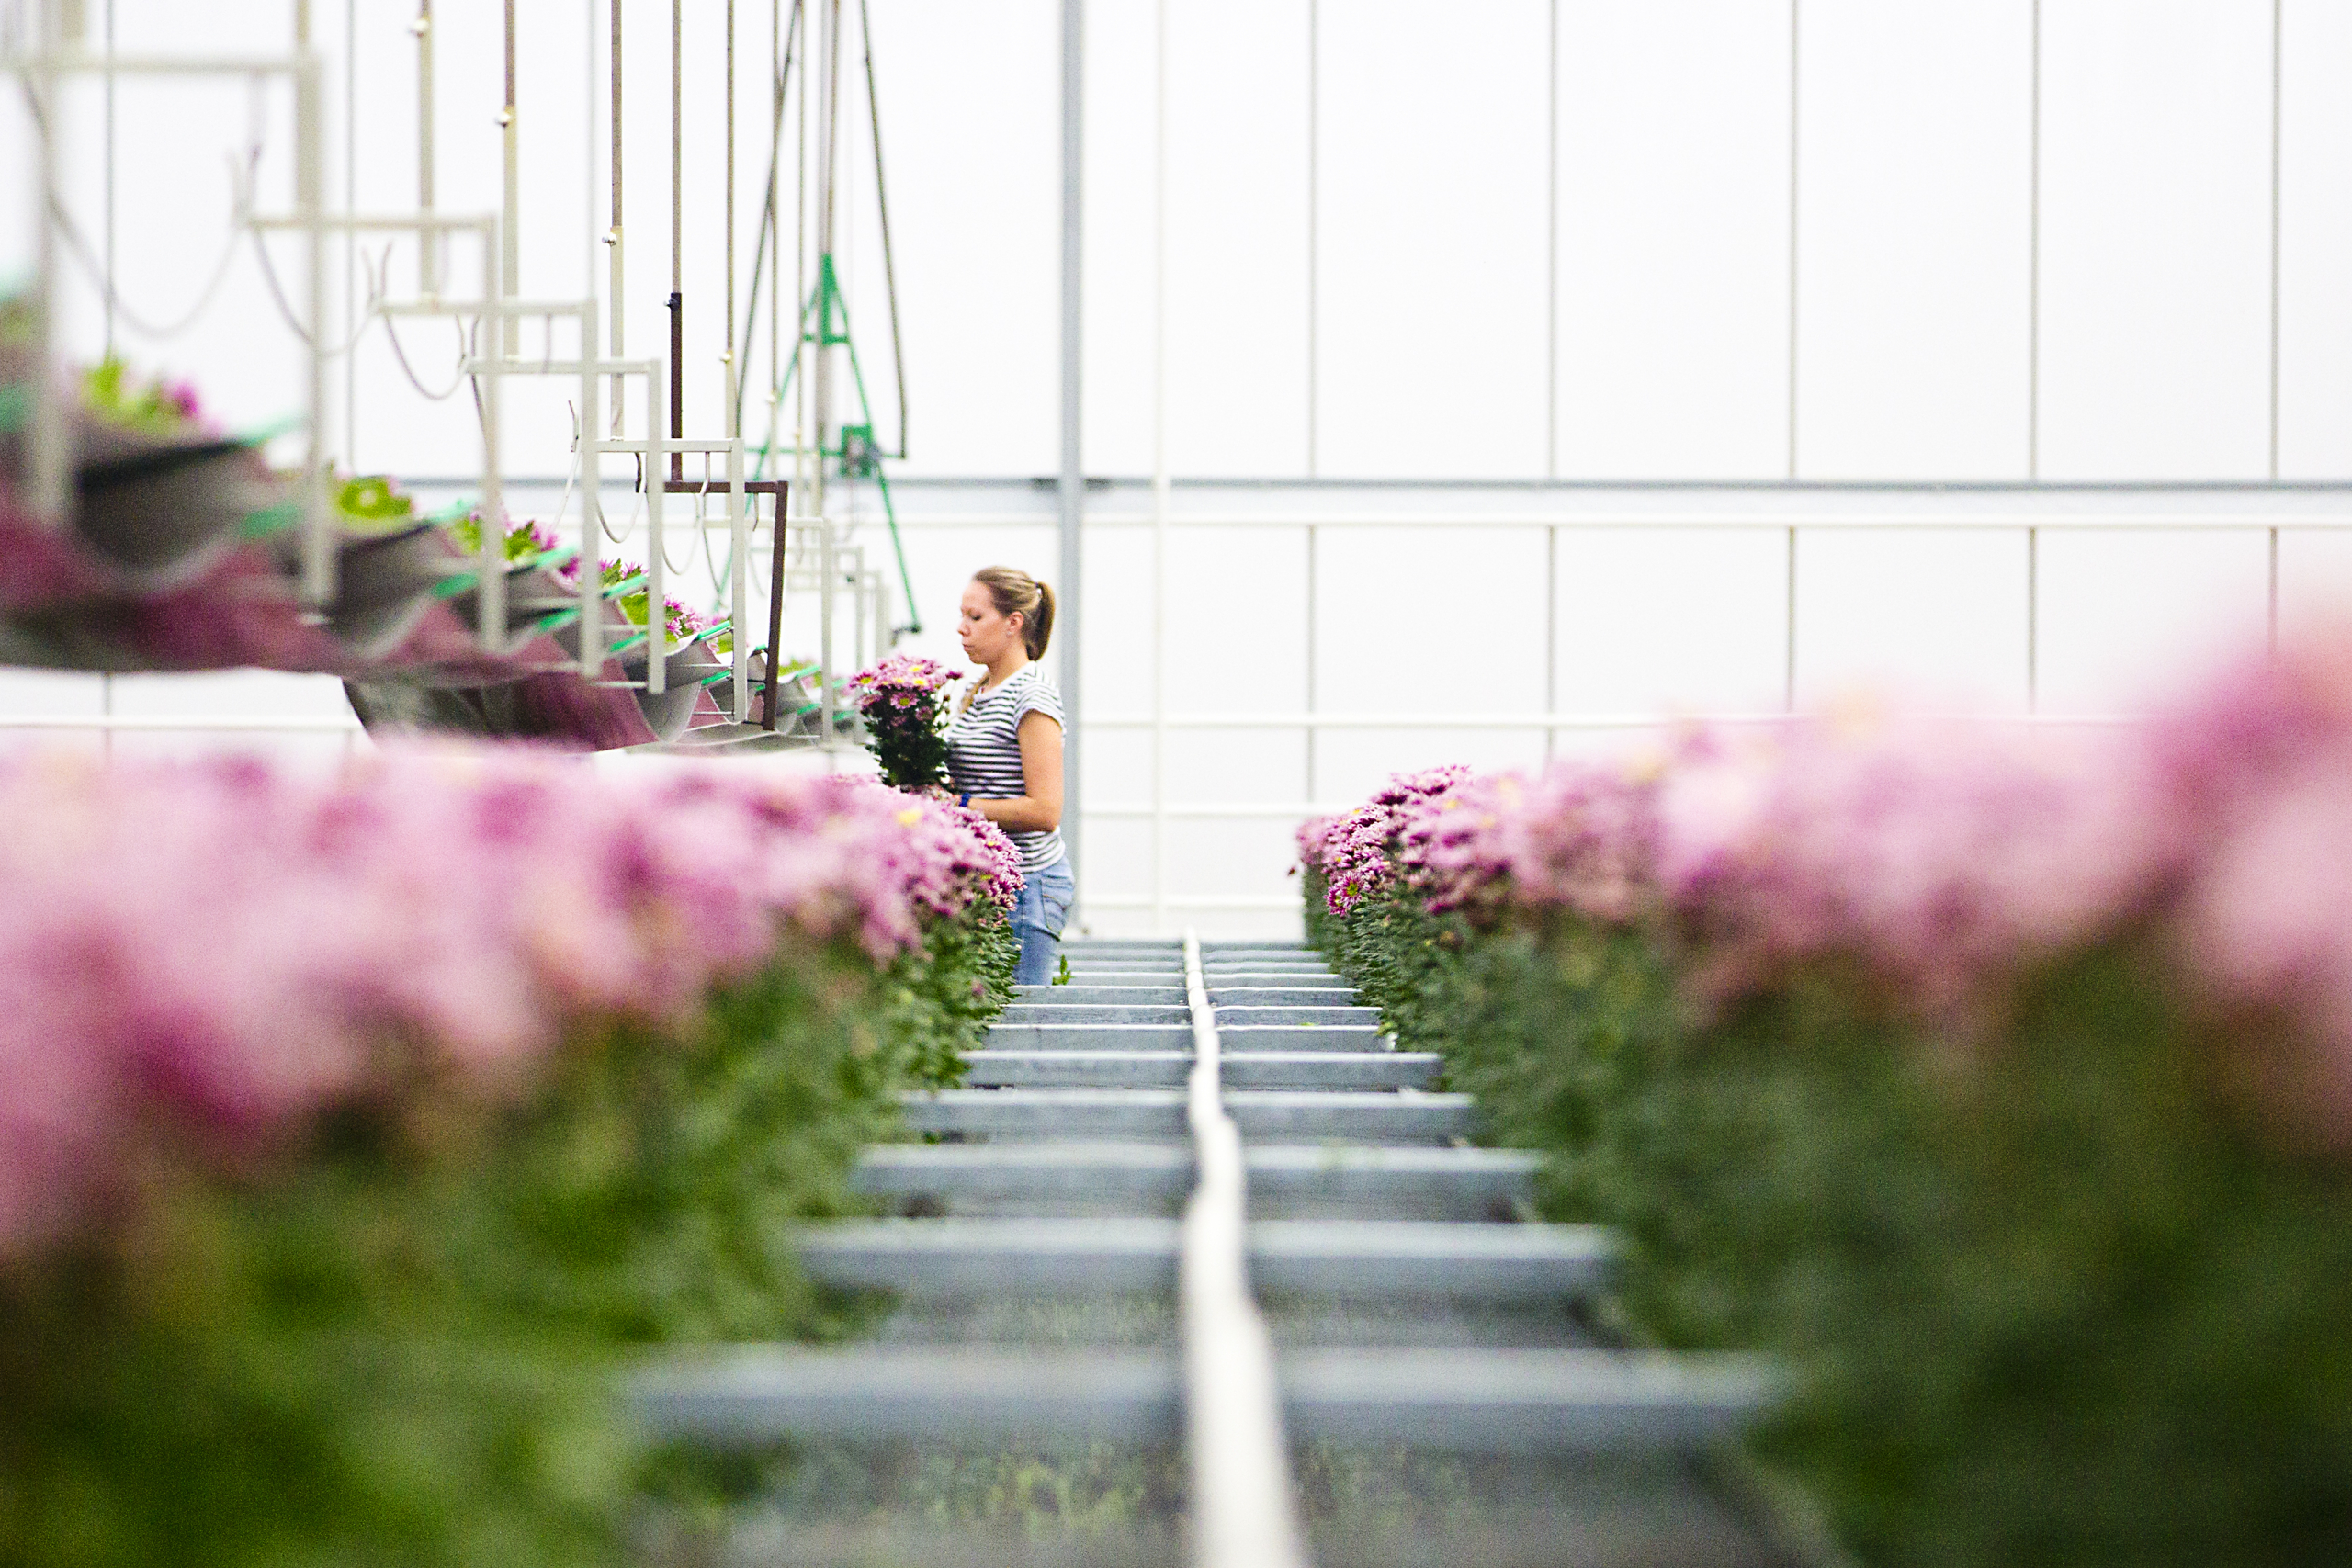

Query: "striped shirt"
left=945, top=665, right=1067, bottom=872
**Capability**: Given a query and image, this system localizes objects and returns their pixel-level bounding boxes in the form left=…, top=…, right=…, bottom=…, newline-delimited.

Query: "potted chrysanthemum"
left=849, top=652, right=963, bottom=790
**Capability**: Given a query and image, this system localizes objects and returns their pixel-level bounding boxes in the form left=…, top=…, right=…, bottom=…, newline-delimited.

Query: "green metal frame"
left=752, top=254, right=922, bottom=637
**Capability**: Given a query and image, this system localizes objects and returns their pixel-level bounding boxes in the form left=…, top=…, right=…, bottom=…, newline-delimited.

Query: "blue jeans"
left=1012, top=857, right=1076, bottom=986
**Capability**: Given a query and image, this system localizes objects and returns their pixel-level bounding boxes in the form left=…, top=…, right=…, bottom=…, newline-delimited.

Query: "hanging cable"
left=737, top=0, right=805, bottom=439
left=17, top=81, right=252, bottom=344
left=382, top=309, right=471, bottom=403
left=858, top=0, right=908, bottom=457
left=542, top=400, right=582, bottom=538
left=605, top=460, right=644, bottom=545
left=657, top=464, right=701, bottom=578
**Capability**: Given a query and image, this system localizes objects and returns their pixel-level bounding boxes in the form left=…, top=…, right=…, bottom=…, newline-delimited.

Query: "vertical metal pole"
left=478, top=237, right=506, bottom=649
left=2026, top=525, right=2039, bottom=711
left=2027, top=0, right=2040, bottom=479
left=731, top=384, right=751, bottom=718
left=27, top=0, right=67, bottom=525
left=610, top=0, right=625, bottom=435
left=794, top=0, right=810, bottom=513
left=344, top=0, right=356, bottom=468
left=298, top=48, right=332, bottom=604
left=811, top=0, right=842, bottom=519
left=581, top=338, right=605, bottom=677
left=581, top=0, right=603, bottom=680
left=669, top=0, right=684, bottom=481
left=727, top=0, right=737, bottom=382
left=1151, top=0, right=1168, bottom=934
left=648, top=355, right=668, bottom=694
left=417, top=0, right=436, bottom=295
left=818, top=497, right=833, bottom=740
left=1305, top=0, right=1317, bottom=477
left=100, top=0, right=118, bottom=780
left=763, top=486, right=789, bottom=729
left=771, top=0, right=784, bottom=420
left=1544, top=524, right=1557, bottom=763
left=1059, top=0, right=1085, bottom=917
left=2269, top=0, right=2282, bottom=481
left=1544, top=0, right=1557, bottom=479
left=1786, top=0, right=1799, bottom=480
left=2268, top=526, right=2280, bottom=656
left=1303, top=524, right=1317, bottom=801
left=502, top=0, right=518, bottom=355
left=1783, top=525, right=1798, bottom=710
left=851, top=545, right=866, bottom=660
left=102, top=0, right=113, bottom=356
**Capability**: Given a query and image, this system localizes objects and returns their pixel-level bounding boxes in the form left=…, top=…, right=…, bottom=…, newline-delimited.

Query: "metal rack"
left=635, top=936, right=1791, bottom=1565
left=1, top=0, right=918, bottom=750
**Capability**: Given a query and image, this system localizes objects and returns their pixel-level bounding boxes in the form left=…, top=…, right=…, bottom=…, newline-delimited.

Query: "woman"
left=946, top=566, right=1073, bottom=985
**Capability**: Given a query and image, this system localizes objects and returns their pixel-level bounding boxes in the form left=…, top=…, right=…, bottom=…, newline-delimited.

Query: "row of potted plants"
left=1298, top=637, right=2352, bottom=1568
left=0, top=744, right=1022, bottom=1567
left=0, top=326, right=822, bottom=750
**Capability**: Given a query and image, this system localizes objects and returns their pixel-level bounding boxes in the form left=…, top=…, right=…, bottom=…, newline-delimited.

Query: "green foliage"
left=1310, top=882, right=2352, bottom=1568
left=1053, top=953, right=1071, bottom=987
left=872, top=908, right=1020, bottom=1090
left=80, top=356, right=201, bottom=436
left=0, top=913, right=1010, bottom=1568
left=447, top=510, right=549, bottom=565
left=334, top=475, right=415, bottom=525
left=862, top=704, right=951, bottom=794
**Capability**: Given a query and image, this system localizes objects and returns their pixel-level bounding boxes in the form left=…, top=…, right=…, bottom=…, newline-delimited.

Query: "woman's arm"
left=971, top=711, right=1063, bottom=833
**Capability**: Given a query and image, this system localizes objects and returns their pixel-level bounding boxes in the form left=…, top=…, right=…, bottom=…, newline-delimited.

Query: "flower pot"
left=625, top=634, right=727, bottom=744
left=71, top=433, right=277, bottom=590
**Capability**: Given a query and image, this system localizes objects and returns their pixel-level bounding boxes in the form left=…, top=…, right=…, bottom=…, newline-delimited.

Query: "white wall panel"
left=2277, top=0, right=2352, bottom=479
left=1079, top=521, right=1158, bottom=715
left=1555, top=0, right=1791, bottom=479
left=1166, top=525, right=1310, bottom=713
left=2278, top=528, right=2352, bottom=636
left=2032, top=529, right=2271, bottom=707
left=1316, top=1, right=1549, bottom=478
left=1165, top=0, right=1312, bottom=477
left=1555, top=527, right=1789, bottom=713
left=1792, top=529, right=2030, bottom=707
left=1080, top=0, right=1157, bottom=477
left=2038, top=0, right=2273, bottom=479
left=1795, top=0, right=2032, bottom=479
left=1161, top=727, right=1308, bottom=807
left=865, top=0, right=1058, bottom=477
left=1311, top=525, right=1548, bottom=715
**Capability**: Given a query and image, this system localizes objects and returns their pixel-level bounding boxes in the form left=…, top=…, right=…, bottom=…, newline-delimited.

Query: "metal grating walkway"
left=631, top=937, right=1794, bottom=1566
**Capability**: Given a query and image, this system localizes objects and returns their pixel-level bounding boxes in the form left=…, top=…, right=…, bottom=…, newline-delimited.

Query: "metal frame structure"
left=3, top=0, right=786, bottom=728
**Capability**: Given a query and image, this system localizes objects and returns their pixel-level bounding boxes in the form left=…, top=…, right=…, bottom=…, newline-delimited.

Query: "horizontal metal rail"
left=795, top=1216, right=1611, bottom=1301
left=0, top=715, right=363, bottom=733
left=627, top=1344, right=1780, bottom=1452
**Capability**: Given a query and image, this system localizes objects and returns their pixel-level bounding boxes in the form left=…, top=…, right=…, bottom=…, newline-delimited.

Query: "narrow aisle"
left=632, top=935, right=1791, bottom=1566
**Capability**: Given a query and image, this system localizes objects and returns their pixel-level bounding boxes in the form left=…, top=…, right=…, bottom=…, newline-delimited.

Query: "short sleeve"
left=1012, top=675, right=1064, bottom=730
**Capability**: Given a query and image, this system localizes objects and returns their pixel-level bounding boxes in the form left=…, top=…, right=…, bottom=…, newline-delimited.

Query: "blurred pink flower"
left=0, top=742, right=1021, bottom=1258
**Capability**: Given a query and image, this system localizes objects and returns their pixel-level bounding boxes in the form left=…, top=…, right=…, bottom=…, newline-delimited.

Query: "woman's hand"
left=972, top=710, right=1063, bottom=832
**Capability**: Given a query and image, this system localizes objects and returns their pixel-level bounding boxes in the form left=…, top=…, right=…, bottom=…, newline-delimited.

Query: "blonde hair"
left=972, top=566, right=1055, bottom=660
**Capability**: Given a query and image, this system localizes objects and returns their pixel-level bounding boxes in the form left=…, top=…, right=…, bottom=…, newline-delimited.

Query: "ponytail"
left=972, top=566, right=1054, bottom=660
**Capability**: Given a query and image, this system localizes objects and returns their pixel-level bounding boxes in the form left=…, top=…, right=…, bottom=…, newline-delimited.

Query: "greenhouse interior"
left=4, top=1, right=2350, bottom=1564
